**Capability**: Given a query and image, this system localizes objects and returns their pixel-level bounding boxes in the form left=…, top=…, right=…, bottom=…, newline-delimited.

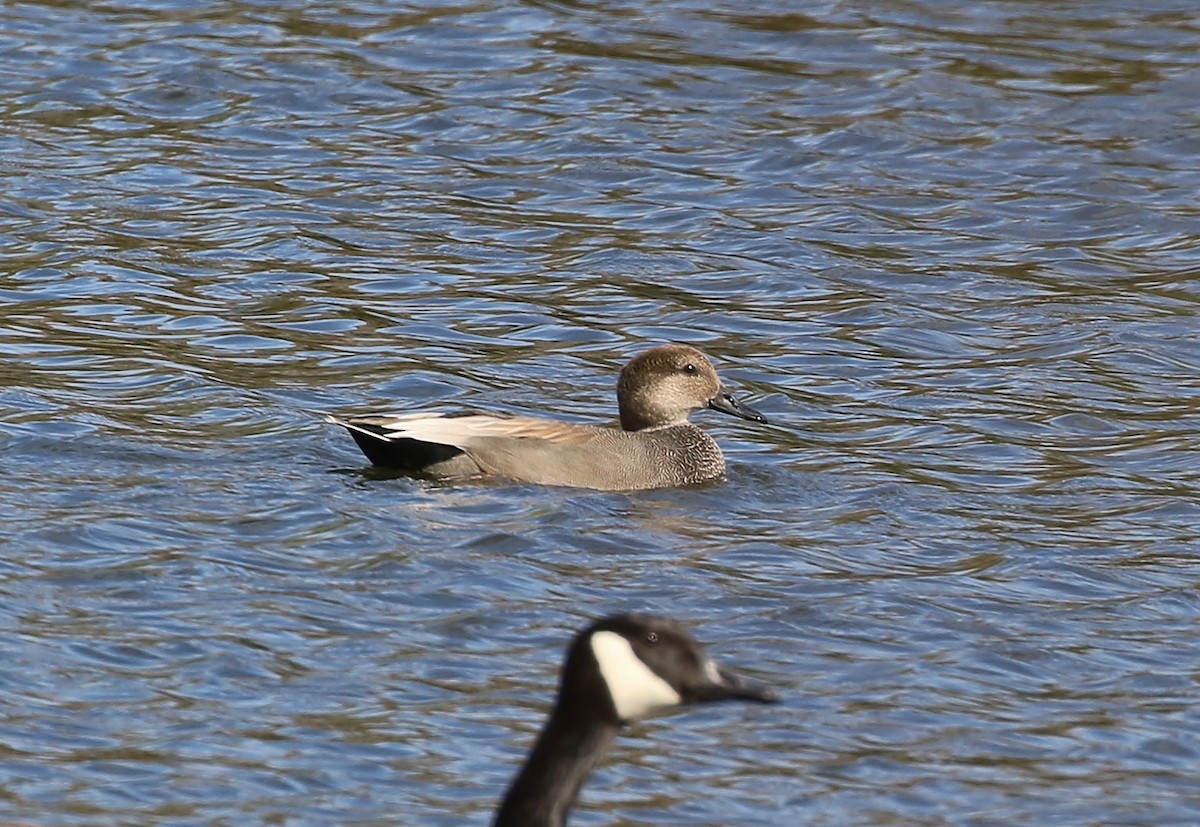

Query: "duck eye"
left=682, top=364, right=697, bottom=375
left=646, top=631, right=659, bottom=644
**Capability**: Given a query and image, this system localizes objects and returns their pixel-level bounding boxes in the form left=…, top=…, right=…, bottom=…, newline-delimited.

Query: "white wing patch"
left=704, top=657, right=722, bottom=685
left=331, top=413, right=599, bottom=448
left=591, top=631, right=682, bottom=721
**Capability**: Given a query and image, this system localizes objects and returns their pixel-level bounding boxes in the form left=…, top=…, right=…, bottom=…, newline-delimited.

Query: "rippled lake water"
left=2, top=0, right=1199, bottom=824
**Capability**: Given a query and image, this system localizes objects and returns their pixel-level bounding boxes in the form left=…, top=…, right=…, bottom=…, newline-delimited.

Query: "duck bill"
left=707, top=391, right=768, bottom=424
left=686, top=661, right=779, bottom=705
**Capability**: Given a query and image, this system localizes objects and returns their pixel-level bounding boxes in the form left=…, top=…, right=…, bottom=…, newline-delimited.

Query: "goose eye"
left=646, top=631, right=659, bottom=644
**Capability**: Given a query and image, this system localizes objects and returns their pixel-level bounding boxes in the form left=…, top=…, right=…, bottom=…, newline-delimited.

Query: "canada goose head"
left=494, top=613, right=778, bottom=827
left=566, top=613, right=778, bottom=724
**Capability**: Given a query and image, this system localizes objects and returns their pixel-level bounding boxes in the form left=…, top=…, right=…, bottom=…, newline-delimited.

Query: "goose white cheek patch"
left=591, top=631, right=683, bottom=721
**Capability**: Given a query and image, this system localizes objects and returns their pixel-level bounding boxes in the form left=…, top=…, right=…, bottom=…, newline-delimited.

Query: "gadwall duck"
left=327, top=344, right=767, bottom=490
left=493, top=613, right=778, bottom=827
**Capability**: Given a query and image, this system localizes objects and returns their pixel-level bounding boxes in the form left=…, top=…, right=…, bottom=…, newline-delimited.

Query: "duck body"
left=334, top=414, right=727, bottom=490
left=328, top=345, right=767, bottom=491
left=493, top=613, right=778, bottom=827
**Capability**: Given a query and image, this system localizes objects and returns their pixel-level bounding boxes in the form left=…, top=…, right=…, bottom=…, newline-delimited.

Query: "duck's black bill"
left=708, top=392, right=768, bottom=425
left=688, top=664, right=780, bottom=705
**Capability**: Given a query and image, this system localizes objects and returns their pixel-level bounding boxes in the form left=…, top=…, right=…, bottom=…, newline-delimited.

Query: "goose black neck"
left=493, top=701, right=621, bottom=827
